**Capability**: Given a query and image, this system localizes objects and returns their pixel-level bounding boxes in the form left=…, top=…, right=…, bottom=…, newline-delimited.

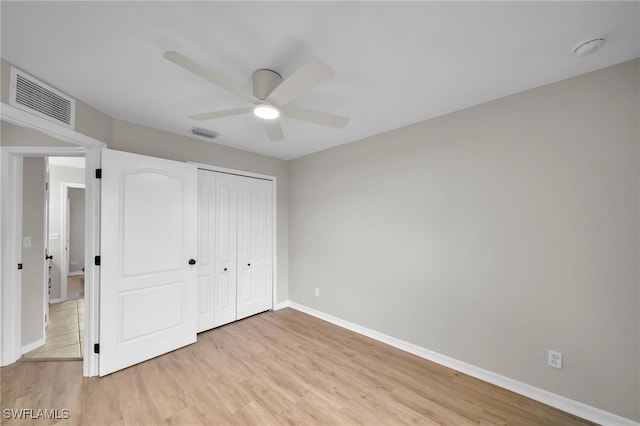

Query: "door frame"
left=1, top=102, right=104, bottom=376
left=60, top=182, right=86, bottom=302
left=190, top=161, right=278, bottom=311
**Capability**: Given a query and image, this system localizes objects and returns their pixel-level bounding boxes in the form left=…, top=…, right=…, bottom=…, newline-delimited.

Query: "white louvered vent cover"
left=9, top=67, right=75, bottom=129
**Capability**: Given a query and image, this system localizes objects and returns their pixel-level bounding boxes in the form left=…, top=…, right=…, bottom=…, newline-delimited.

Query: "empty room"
left=1, top=2, right=639, bottom=425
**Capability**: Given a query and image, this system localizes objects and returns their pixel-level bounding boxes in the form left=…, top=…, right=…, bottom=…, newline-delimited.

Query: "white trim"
left=21, top=337, right=45, bottom=355
left=49, top=298, right=63, bottom=304
left=190, top=161, right=279, bottom=312
left=60, top=182, right=86, bottom=302
left=1, top=103, right=104, bottom=149
left=2, top=146, right=86, bottom=156
left=188, top=161, right=275, bottom=182
left=287, top=302, right=640, bottom=426
left=0, top=153, right=23, bottom=366
left=274, top=301, right=290, bottom=310
left=67, top=271, right=84, bottom=276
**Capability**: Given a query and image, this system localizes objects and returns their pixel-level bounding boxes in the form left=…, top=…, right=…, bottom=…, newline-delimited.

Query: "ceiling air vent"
left=191, top=127, right=218, bottom=139
left=9, top=67, right=75, bottom=129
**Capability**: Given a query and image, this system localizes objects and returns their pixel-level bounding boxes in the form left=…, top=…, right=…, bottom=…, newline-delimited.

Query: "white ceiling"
left=2, top=2, right=639, bottom=160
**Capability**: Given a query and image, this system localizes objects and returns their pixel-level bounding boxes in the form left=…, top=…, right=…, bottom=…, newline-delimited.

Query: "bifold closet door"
left=213, top=172, right=238, bottom=327
left=196, top=170, right=216, bottom=332
left=236, top=176, right=273, bottom=320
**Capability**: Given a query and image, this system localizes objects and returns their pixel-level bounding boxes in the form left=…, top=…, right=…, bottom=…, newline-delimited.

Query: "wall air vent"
left=9, top=67, right=75, bottom=129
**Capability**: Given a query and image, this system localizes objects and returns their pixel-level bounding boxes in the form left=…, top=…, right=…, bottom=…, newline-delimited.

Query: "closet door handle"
left=247, top=263, right=251, bottom=267
left=223, top=267, right=228, bottom=272
left=188, top=259, right=197, bottom=265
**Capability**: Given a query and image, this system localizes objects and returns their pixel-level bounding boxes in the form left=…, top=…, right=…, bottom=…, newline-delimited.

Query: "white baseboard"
left=21, top=337, right=45, bottom=355
left=287, top=301, right=639, bottom=426
left=274, top=300, right=290, bottom=310
left=68, top=271, right=84, bottom=276
left=49, top=298, right=64, bottom=304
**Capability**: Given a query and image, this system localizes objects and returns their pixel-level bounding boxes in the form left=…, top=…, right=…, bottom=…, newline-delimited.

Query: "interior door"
left=196, top=170, right=216, bottom=332
left=213, top=172, right=238, bottom=327
left=44, top=160, right=51, bottom=327
left=100, top=148, right=197, bottom=376
left=236, top=176, right=273, bottom=320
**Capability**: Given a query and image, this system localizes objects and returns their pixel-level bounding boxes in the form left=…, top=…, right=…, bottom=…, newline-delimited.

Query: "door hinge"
left=95, top=168, right=102, bottom=179
left=94, top=343, right=100, bottom=354
left=95, top=255, right=101, bottom=266
left=17, top=263, right=22, bottom=270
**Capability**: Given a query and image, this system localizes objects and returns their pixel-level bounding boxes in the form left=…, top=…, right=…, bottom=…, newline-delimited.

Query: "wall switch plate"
left=22, top=236, right=31, bottom=248
left=548, top=350, right=562, bottom=369
left=314, top=288, right=320, bottom=297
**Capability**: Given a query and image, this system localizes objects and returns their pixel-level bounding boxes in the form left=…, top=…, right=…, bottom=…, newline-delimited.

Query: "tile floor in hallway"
left=22, top=298, right=84, bottom=360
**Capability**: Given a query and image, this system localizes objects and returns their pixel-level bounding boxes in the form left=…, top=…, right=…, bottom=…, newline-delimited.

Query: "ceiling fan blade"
left=264, top=120, right=284, bottom=142
left=188, top=107, right=253, bottom=121
left=281, top=106, right=349, bottom=129
left=164, top=51, right=257, bottom=104
left=265, top=57, right=333, bottom=106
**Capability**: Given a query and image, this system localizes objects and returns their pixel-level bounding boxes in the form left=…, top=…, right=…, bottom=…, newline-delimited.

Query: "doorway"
left=22, top=156, right=86, bottom=360
left=0, top=139, right=101, bottom=376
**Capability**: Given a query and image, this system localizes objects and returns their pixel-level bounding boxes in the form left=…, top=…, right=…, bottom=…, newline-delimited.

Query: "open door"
left=99, top=149, right=197, bottom=376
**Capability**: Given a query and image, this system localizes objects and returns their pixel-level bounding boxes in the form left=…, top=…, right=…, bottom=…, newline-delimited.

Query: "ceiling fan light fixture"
left=254, top=104, right=280, bottom=120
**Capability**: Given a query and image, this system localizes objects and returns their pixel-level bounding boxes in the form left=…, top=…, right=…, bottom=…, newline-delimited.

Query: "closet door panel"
left=214, top=173, right=238, bottom=327
left=237, top=176, right=273, bottom=319
left=196, top=171, right=216, bottom=332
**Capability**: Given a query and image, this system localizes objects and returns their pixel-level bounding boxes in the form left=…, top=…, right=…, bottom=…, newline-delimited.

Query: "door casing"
left=0, top=102, right=104, bottom=376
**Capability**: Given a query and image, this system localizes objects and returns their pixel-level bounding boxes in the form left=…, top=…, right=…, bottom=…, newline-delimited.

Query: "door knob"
left=247, top=263, right=251, bottom=267
left=188, top=259, right=197, bottom=265
left=224, top=267, right=228, bottom=272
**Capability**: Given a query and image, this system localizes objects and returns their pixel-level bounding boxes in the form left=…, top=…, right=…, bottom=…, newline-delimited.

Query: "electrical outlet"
left=548, top=350, right=562, bottom=369
left=314, top=288, right=320, bottom=297
left=22, top=236, right=31, bottom=248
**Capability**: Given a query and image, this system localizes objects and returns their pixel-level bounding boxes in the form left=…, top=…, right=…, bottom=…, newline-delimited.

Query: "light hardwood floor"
left=1, top=308, right=595, bottom=426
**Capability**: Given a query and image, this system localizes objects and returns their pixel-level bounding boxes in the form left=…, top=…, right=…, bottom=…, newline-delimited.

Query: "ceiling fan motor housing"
left=252, top=69, right=283, bottom=100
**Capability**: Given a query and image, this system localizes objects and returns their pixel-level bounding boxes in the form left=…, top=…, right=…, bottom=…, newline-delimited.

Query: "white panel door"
left=196, top=170, right=216, bottom=332
left=236, top=176, right=273, bottom=320
left=213, top=173, right=238, bottom=327
left=100, top=149, right=197, bottom=376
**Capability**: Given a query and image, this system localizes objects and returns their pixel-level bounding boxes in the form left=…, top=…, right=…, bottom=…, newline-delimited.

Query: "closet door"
left=196, top=170, right=216, bottom=332
left=213, top=173, right=238, bottom=327
left=236, top=176, right=273, bottom=320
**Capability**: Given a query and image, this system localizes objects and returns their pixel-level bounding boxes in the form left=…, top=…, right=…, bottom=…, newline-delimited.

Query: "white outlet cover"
left=548, top=350, right=563, bottom=369
left=22, top=236, right=31, bottom=248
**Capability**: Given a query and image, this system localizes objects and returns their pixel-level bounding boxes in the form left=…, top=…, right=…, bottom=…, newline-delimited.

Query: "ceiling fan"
left=163, top=51, right=350, bottom=142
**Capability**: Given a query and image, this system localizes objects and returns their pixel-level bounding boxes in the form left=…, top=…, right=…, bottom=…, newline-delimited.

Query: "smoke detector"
left=574, top=38, right=605, bottom=57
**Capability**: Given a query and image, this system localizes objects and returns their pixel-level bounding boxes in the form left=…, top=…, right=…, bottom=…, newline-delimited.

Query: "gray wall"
left=21, top=157, right=45, bottom=348
left=68, top=187, right=85, bottom=274
left=289, top=59, right=640, bottom=420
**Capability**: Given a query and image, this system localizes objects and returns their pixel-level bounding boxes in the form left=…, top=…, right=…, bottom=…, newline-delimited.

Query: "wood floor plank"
left=1, top=308, right=597, bottom=425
